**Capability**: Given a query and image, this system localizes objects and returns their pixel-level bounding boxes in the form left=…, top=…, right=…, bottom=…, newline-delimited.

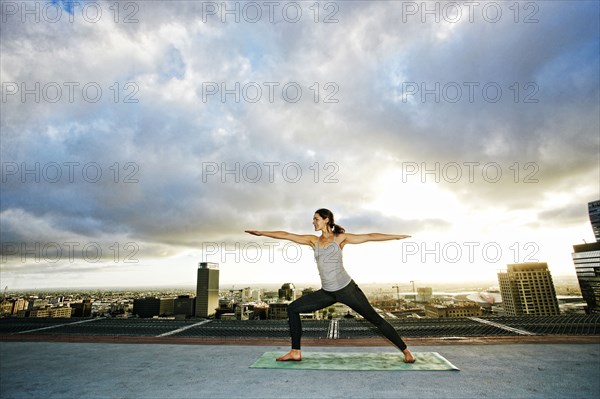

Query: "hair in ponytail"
left=315, top=208, right=346, bottom=235
left=331, top=223, right=346, bottom=235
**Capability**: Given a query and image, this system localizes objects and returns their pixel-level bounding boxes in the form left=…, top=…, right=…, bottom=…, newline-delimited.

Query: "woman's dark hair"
left=315, top=208, right=346, bottom=235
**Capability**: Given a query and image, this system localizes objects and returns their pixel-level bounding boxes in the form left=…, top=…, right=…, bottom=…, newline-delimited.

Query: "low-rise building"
left=268, top=302, right=289, bottom=319
left=133, top=297, right=160, bottom=318
left=425, top=302, right=483, bottom=318
left=71, top=300, right=92, bottom=317
left=174, top=295, right=195, bottom=318
left=49, top=307, right=72, bottom=318
left=29, top=309, right=50, bottom=318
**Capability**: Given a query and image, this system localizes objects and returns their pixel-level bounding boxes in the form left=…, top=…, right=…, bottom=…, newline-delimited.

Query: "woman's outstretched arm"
left=340, top=233, right=411, bottom=245
left=245, top=230, right=316, bottom=246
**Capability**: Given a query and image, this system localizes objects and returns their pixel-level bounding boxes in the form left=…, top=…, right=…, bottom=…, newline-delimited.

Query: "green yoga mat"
left=250, top=352, right=459, bottom=371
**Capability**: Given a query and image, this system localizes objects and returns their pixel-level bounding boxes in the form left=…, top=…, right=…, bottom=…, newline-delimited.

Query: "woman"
left=245, top=208, right=416, bottom=363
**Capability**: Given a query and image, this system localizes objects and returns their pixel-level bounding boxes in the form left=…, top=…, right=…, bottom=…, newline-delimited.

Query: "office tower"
left=196, top=262, right=219, bottom=318
left=278, top=283, right=296, bottom=301
left=497, top=263, right=560, bottom=316
left=589, top=200, right=600, bottom=241
left=570, top=200, right=600, bottom=314
left=572, top=242, right=600, bottom=313
left=571, top=241, right=600, bottom=314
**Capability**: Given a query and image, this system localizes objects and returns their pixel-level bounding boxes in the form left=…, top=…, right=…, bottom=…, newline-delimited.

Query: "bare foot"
left=276, top=349, right=302, bottom=361
left=402, top=348, right=416, bottom=363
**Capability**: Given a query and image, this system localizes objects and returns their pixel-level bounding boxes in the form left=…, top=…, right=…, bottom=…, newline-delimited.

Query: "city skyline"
left=0, top=269, right=585, bottom=293
left=1, top=1, right=599, bottom=290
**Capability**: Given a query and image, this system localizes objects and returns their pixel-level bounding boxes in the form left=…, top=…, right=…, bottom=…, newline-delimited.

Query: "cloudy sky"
left=1, top=0, right=598, bottom=290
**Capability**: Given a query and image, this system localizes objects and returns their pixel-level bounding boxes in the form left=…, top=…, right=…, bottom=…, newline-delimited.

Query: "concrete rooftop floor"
left=1, top=341, right=599, bottom=399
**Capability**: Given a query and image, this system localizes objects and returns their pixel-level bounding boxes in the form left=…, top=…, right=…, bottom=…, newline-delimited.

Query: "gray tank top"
left=314, top=241, right=352, bottom=292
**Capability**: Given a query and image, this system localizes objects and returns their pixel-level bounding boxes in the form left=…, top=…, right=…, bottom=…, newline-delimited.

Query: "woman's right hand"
left=245, top=230, right=262, bottom=236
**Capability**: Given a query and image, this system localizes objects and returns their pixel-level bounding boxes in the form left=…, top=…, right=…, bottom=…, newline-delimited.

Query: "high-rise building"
left=497, top=263, right=560, bottom=316
left=572, top=242, right=600, bottom=313
left=196, top=262, right=219, bottom=318
left=570, top=200, right=600, bottom=314
left=588, top=200, right=600, bottom=241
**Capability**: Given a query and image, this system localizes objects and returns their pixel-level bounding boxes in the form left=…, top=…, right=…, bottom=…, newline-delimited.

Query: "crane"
left=2, top=286, right=7, bottom=302
left=409, top=280, right=418, bottom=300
left=392, top=285, right=401, bottom=301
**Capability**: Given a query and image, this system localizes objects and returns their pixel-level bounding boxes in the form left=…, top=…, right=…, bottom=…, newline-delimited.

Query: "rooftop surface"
left=1, top=314, right=599, bottom=339
left=1, top=341, right=599, bottom=399
left=1, top=316, right=600, bottom=398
